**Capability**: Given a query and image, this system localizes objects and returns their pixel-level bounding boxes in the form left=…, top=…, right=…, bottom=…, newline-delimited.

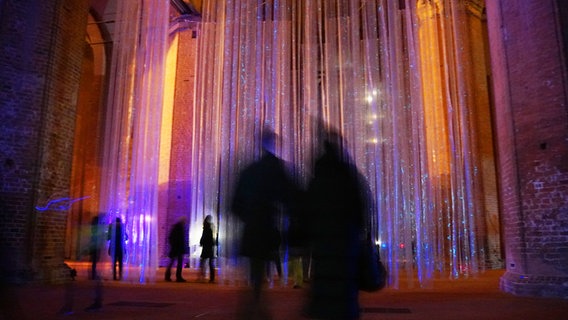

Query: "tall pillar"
left=0, top=0, right=89, bottom=283
left=165, top=27, right=199, bottom=266
left=486, top=0, right=568, bottom=297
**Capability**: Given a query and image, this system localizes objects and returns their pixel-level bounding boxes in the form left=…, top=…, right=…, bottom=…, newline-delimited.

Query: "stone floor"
left=1, top=264, right=567, bottom=320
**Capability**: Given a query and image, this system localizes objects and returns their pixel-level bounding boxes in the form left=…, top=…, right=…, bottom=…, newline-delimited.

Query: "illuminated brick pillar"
left=161, top=26, right=200, bottom=266
left=487, top=0, right=568, bottom=298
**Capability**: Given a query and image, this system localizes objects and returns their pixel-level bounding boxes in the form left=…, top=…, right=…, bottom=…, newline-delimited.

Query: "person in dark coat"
left=199, top=215, right=216, bottom=283
left=305, top=130, right=370, bottom=320
left=231, top=127, right=302, bottom=317
left=108, top=217, right=128, bottom=281
left=165, top=216, right=188, bottom=282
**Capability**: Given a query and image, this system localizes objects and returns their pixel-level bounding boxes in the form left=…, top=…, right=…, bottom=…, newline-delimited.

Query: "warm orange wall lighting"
left=417, top=0, right=451, bottom=177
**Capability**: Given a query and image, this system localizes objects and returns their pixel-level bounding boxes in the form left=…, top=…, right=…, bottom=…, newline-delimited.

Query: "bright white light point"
left=372, top=89, right=378, bottom=96
left=366, top=95, right=373, bottom=103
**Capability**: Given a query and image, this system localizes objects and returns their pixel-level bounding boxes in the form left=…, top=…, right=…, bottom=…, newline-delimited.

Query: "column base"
left=500, top=271, right=568, bottom=298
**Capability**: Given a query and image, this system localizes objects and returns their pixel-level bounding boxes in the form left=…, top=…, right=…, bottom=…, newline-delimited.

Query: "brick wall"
left=487, top=0, right=568, bottom=297
left=0, top=0, right=89, bottom=284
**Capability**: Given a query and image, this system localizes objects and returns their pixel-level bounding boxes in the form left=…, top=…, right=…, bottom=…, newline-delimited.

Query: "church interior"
left=1, top=0, right=567, bottom=302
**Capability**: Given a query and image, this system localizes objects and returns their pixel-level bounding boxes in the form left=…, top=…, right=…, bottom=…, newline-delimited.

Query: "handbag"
left=358, top=240, right=387, bottom=292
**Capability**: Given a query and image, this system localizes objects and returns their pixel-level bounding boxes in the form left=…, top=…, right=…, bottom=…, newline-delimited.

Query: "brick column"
left=165, top=29, right=199, bottom=266
left=0, top=0, right=89, bottom=284
left=487, top=0, right=568, bottom=297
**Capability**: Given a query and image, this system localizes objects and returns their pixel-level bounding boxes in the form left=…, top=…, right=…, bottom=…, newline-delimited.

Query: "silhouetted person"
left=108, top=217, right=127, bottom=280
left=89, top=214, right=105, bottom=280
left=305, top=130, right=370, bottom=320
left=231, top=127, right=301, bottom=318
left=199, top=215, right=216, bottom=283
left=165, top=216, right=188, bottom=282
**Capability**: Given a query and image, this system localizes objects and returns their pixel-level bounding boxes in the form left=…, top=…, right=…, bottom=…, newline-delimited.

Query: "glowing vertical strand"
left=214, top=0, right=234, bottom=277
left=216, top=0, right=234, bottom=283
left=375, top=0, right=394, bottom=287
left=445, top=0, right=465, bottom=275
left=404, top=0, right=432, bottom=287
left=301, top=0, right=318, bottom=179
left=388, top=0, right=408, bottom=287
left=447, top=0, right=484, bottom=274
left=439, top=0, right=460, bottom=278
left=361, top=0, right=382, bottom=252
left=189, top=0, right=207, bottom=266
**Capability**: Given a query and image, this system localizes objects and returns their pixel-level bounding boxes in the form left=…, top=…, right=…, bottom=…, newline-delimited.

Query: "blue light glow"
left=35, top=196, right=90, bottom=211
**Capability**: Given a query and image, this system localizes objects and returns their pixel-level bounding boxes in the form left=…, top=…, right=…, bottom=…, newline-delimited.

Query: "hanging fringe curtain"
left=100, top=0, right=169, bottom=283
left=99, top=0, right=492, bottom=287
left=188, top=0, right=488, bottom=287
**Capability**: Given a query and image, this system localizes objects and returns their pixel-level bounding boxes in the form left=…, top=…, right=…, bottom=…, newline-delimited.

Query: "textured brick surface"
left=487, top=0, right=568, bottom=297
left=163, top=30, right=200, bottom=266
left=0, top=0, right=89, bottom=284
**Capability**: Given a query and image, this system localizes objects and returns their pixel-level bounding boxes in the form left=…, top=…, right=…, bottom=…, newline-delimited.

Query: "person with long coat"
left=108, top=217, right=128, bottom=281
left=306, top=133, right=370, bottom=320
left=231, top=127, right=302, bottom=317
left=165, top=216, right=188, bottom=282
left=199, top=215, right=216, bottom=283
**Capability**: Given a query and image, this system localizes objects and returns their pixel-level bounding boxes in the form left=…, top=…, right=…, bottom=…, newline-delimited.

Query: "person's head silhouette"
left=261, top=126, right=277, bottom=155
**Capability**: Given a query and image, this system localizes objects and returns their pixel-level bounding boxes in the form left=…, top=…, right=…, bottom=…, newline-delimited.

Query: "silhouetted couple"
left=232, top=126, right=370, bottom=320
left=165, top=215, right=216, bottom=283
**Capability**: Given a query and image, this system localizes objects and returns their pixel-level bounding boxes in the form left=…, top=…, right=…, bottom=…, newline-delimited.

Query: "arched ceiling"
left=89, top=0, right=201, bottom=18
left=187, top=0, right=202, bottom=13
left=171, top=0, right=201, bottom=15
